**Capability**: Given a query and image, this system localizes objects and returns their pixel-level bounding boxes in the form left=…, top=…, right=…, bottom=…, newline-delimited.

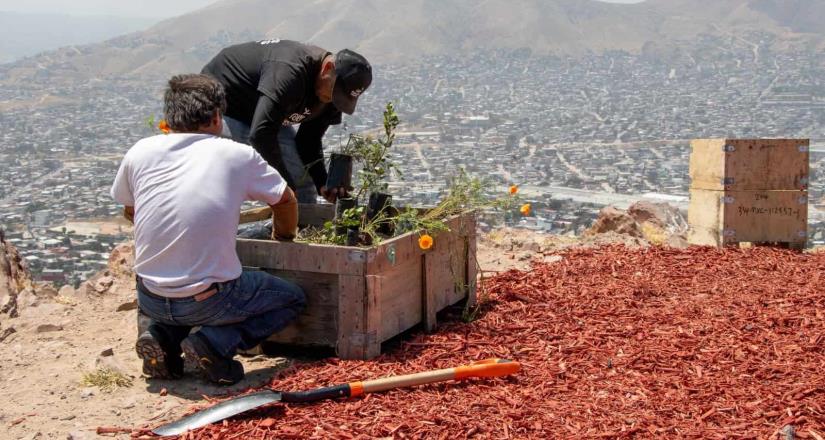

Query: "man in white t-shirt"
left=111, top=74, right=305, bottom=385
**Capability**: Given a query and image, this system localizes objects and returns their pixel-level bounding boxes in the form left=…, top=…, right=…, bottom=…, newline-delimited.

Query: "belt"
left=136, top=276, right=220, bottom=302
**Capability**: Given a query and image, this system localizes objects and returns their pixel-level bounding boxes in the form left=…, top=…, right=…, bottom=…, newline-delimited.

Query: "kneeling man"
left=111, top=74, right=305, bottom=385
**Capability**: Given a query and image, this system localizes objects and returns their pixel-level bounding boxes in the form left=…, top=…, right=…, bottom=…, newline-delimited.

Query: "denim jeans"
left=137, top=270, right=306, bottom=358
left=221, top=116, right=318, bottom=203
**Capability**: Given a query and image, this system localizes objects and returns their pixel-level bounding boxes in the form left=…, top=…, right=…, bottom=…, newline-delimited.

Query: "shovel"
left=153, top=358, right=520, bottom=436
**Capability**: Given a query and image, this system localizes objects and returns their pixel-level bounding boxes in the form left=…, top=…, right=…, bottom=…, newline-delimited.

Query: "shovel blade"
left=152, top=390, right=282, bottom=436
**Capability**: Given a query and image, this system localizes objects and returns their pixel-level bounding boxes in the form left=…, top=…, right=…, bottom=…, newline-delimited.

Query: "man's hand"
left=319, top=186, right=349, bottom=203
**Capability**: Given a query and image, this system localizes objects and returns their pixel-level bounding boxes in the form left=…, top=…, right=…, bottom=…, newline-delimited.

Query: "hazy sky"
left=0, top=0, right=217, bottom=18
left=0, top=0, right=645, bottom=19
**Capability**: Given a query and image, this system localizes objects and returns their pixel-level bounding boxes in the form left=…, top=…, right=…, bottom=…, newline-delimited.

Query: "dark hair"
left=163, top=74, right=227, bottom=132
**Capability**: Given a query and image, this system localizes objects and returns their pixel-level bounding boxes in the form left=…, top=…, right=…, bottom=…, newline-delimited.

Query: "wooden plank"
left=362, top=274, right=382, bottom=358
left=687, top=225, right=723, bottom=247
left=688, top=189, right=807, bottom=246
left=365, top=212, right=472, bottom=274
left=237, top=239, right=366, bottom=275
left=464, top=214, right=478, bottom=308
left=373, top=257, right=423, bottom=342
left=239, top=203, right=334, bottom=226
left=366, top=231, right=419, bottom=274
left=722, top=190, right=807, bottom=244
left=336, top=275, right=369, bottom=359
left=687, top=188, right=725, bottom=232
left=421, top=254, right=439, bottom=333
left=239, top=206, right=271, bottom=224
left=690, top=138, right=809, bottom=191
left=263, top=270, right=339, bottom=347
left=689, top=139, right=727, bottom=191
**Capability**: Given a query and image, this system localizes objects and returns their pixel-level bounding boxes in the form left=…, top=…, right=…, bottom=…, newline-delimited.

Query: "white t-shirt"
left=110, top=133, right=286, bottom=297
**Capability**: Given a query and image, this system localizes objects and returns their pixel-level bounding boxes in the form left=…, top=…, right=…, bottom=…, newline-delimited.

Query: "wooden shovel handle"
left=279, top=359, right=519, bottom=403
left=350, top=358, right=519, bottom=396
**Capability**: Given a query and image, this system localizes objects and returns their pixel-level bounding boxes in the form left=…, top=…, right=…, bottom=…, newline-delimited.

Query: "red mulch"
left=143, top=245, right=825, bottom=439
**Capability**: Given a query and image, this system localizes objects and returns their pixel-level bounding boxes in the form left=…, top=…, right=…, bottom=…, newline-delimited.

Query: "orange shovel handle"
left=455, top=358, right=521, bottom=379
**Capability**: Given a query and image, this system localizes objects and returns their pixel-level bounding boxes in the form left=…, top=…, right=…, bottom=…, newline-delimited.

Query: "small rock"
left=58, top=285, right=76, bottom=298
left=120, top=398, right=136, bottom=409
left=116, top=299, right=138, bottom=312
left=99, top=348, right=114, bottom=357
left=75, top=283, right=90, bottom=297
left=37, top=285, right=59, bottom=299
left=21, top=432, right=42, bottom=440
left=782, top=425, right=796, bottom=440
left=0, top=293, right=17, bottom=317
left=95, top=354, right=130, bottom=377
left=16, top=288, right=38, bottom=308
left=59, top=414, right=76, bottom=421
left=0, top=326, right=16, bottom=343
left=93, top=276, right=114, bottom=294
left=666, top=234, right=690, bottom=249
left=36, top=324, right=63, bottom=333
left=108, top=242, right=135, bottom=276
left=67, top=431, right=90, bottom=440
left=523, top=240, right=542, bottom=253
left=80, top=388, right=95, bottom=398
left=159, top=388, right=168, bottom=396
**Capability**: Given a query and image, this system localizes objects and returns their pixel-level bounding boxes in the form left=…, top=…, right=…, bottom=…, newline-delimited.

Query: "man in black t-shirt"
left=202, top=39, right=372, bottom=203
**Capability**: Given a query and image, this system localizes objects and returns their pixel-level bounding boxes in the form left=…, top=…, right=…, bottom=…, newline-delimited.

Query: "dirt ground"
left=0, top=276, right=298, bottom=440
left=0, top=229, right=592, bottom=440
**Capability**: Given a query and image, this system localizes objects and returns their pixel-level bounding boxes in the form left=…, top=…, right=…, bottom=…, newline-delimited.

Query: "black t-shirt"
left=202, top=39, right=342, bottom=191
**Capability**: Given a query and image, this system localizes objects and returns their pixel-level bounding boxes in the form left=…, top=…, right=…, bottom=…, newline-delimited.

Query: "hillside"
left=1, top=0, right=824, bottom=84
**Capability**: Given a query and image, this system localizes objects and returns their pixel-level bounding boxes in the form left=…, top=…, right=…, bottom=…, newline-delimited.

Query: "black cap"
left=332, top=49, right=372, bottom=115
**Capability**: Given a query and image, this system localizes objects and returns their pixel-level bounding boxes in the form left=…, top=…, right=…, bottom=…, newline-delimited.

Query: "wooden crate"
left=236, top=204, right=477, bottom=360
left=687, top=189, right=808, bottom=248
left=689, top=139, right=809, bottom=191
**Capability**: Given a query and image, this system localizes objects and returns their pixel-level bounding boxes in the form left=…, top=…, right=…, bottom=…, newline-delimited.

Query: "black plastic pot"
left=366, top=192, right=392, bottom=221
left=326, top=153, right=353, bottom=190
left=346, top=226, right=360, bottom=246
left=335, top=197, right=357, bottom=220
left=377, top=206, right=399, bottom=236
left=334, top=198, right=357, bottom=236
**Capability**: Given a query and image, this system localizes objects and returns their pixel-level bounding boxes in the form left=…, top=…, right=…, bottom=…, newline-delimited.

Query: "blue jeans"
left=221, top=116, right=318, bottom=203
left=137, top=271, right=306, bottom=358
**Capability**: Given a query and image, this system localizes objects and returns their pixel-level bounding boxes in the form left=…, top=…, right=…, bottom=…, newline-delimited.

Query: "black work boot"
left=181, top=333, right=244, bottom=386
left=135, top=324, right=185, bottom=379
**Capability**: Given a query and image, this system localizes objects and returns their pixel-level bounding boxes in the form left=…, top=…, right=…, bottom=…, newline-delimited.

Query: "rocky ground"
left=0, top=202, right=691, bottom=439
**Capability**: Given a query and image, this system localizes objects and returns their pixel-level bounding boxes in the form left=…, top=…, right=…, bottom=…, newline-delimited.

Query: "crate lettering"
left=737, top=206, right=800, bottom=217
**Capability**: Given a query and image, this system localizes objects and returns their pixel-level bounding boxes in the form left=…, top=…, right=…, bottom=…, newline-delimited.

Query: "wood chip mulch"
left=143, top=245, right=825, bottom=439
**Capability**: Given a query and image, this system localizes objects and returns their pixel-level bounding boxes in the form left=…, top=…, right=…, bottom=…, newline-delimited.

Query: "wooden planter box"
left=687, top=139, right=809, bottom=249
left=236, top=204, right=477, bottom=360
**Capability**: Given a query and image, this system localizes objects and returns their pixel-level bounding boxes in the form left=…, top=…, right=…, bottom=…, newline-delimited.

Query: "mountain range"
left=1, top=0, right=824, bottom=84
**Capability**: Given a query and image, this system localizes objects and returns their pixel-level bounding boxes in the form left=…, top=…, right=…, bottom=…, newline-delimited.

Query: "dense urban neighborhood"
left=2, top=44, right=825, bottom=284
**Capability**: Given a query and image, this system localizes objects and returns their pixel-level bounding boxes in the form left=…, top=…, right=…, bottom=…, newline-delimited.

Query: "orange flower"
left=509, top=185, right=518, bottom=195
left=520, top=203, right=531, bottom=216
left=418, top=234, right=434, bottom=250
left=158, top=119, right=170, bottom=134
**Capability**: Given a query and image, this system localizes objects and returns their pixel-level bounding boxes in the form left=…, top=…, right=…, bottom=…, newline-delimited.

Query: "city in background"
left=2, top=41, right=824, bottom=286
